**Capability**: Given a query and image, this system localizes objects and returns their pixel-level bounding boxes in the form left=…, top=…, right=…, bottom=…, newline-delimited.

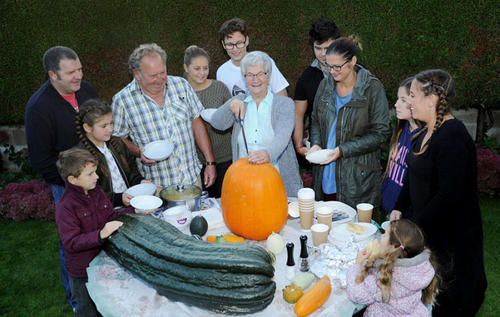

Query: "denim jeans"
left=68, top=276, right=99, bottom=317
left=52, top=184, right=76, bottom=309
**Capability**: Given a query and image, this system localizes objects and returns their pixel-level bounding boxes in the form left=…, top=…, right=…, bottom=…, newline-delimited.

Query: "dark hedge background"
left=1, top=0, right=498, bottom=125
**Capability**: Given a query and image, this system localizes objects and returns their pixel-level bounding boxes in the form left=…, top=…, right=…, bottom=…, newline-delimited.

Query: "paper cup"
left=311, top=223, right=329, bottom=246
left=316, top=206, right=333, bottom=230
left=356, top=203, right=373, bottom=223
left=297, top=188, right=315, bottom=200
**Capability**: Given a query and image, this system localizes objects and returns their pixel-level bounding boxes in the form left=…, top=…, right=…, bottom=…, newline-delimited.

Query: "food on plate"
left=291, top=272, right=316, bottom=290
left=221, top=158, right=288, bottom=240
left=347, top=222, right=367, bottom=235
left=294, top=275, right=332, bottom=317
left=206, top=234, right=245, bottom=243
left=189, top=215, right=208, bottom=237
left=365, top=239, right=381, bottom=260
left=266, top=232, right=285, bottom=255
left=283, top=285, right=304, bottom=303
left=105, top=214, right=275, bottom=314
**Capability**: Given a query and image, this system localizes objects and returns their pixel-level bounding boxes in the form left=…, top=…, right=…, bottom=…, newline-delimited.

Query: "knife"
left=238, top=118, right=249, bottom=155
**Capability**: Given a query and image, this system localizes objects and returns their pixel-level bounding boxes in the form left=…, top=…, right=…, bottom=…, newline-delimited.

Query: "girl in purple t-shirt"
left=382, top=77, right=421, bottom=214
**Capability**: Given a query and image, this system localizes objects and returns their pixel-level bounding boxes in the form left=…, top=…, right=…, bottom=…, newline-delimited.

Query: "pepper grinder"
left=286, top=242, right=295, bottom=279
left=299, top=235, right=309, bottom=272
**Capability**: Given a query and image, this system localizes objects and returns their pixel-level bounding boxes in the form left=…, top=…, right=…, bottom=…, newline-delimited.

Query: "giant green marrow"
left=105, top=214, right=276, bottom=314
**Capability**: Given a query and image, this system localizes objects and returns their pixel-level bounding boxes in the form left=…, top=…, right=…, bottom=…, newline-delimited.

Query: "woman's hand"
left=248, top=150, right=270, bottom=164
left=355, top=249, right=370, bottom=264
left=139, top=146, right=157, bottom=166
left=140, top=179, right=153, bottom=184
left=306, top=145, right=322, bottom=155
left=320, top=147, right=341, bottom=165
left=390, top=210, right=402, bottom=221
left=230, top=99, right=245, bottom=120
left=122, top=193, right=133, bottom=206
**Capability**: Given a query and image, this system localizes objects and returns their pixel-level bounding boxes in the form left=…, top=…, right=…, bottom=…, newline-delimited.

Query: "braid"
left=377, top=248, right=402, bottom=302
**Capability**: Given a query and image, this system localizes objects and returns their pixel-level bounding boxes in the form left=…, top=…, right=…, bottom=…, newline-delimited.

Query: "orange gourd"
left=206, top=234, right=245, bottom=243
left=221, top=158, right=288, bottom=240
left=294, top=275, right=332, bottom=317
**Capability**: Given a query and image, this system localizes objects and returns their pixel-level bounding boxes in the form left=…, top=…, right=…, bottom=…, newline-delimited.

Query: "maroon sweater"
left=56, top=182, right=133, bottom=278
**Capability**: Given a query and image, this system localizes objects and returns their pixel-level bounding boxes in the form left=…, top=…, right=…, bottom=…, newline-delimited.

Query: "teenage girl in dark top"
left=75, top=99, right=151, bottom=207
left=391, top=69, right=487, bottom=316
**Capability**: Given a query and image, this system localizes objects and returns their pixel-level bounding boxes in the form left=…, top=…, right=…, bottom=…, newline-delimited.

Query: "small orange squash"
left=294, top=275, right=331, bottom=317
left=206, top=234, right=245, bottom=243
left=221, top=158, right=288, bottom=240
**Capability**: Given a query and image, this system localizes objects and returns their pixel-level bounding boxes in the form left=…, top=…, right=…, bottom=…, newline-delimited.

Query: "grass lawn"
left=1, top=196, right=498, bottom=316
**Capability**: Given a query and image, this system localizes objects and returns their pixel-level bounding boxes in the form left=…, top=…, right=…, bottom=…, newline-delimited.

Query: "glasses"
left=244, top=72, right=267, bottom=80
left=223, top=41, right=246, bottom=50
left=325, top=59, right=351, bottom=72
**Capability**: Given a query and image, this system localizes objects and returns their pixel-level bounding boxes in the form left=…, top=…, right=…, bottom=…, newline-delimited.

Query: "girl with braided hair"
left=390, top=69, right=487, bottom=316
left=75, top=99, right=151, bottom=207
left=346, top=219, right=438, bottom=316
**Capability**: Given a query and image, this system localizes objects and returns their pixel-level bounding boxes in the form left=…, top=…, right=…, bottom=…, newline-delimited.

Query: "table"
left=86, top=206, right=363, bottom=316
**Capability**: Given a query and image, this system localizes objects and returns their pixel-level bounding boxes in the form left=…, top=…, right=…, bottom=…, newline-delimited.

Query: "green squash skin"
left=189, top=215, right=208, bottom=236
left=104, top=214, right=276, bottom=314
left=118, top=214, right=274, bottom=271
left=116, top=218, right=274, bottom=276
left=122, top=214, right=272, bottom=263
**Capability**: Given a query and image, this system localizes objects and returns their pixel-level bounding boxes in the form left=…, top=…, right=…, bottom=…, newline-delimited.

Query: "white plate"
left=329, top=222, right=378, bottom=242
left=315, top=201, right=356, bottom=225
left=143, top=140, right=174, bottom=161
left=125, top=183, right=157, bottom=197
left=200, top=108, right=217, bottom=122
left=288, top=201, right=299, bottom=218
left=130, top=195, right=163, bottom=213
left=306, top=149, right=334, bottom=164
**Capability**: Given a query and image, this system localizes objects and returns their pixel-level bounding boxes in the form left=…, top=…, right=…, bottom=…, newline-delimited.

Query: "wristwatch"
left=206, top=161, right=216, bottom=166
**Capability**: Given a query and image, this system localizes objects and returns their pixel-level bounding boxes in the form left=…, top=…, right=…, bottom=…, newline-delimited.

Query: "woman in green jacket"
left=308, top=37, right=391, bottom=209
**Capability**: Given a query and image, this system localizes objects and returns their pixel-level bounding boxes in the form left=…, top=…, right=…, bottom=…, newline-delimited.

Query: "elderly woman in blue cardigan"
left=210, top=51, right=303, bottom=197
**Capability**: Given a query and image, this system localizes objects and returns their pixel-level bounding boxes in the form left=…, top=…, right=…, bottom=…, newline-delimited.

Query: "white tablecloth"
left=86, top=207, right=362, bottom=316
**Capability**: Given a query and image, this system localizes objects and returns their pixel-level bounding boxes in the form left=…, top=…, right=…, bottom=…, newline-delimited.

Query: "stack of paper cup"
left=298, top=188, right=315, bottom=230
left=316, top=206, right=333, bottom=231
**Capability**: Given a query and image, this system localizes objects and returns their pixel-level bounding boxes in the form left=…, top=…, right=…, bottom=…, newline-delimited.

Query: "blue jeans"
left=52, top=184, right=76, bottom=309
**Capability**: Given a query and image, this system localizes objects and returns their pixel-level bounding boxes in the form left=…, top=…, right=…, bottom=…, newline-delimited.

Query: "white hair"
left=240, top=51, right=272, bottom=78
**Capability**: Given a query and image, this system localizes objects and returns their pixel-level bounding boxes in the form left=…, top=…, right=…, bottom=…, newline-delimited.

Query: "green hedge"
left=1, top=0, right=498, bottom=124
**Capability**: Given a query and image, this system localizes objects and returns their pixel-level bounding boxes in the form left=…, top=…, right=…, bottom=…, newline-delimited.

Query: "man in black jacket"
left=25, top=46, right=98, bottom=310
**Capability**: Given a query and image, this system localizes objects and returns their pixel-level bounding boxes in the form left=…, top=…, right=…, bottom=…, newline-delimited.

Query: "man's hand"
left=203, top=164, right=216, bottom=187
left=248, top=150, right=271, bottom=164
left=390, top=210, right=402, bottom=221
left=100, top=221, right=123, bottom=239
left=140, top=146, right=157, bottom=166
left=230, top=99, right=245, bottom=120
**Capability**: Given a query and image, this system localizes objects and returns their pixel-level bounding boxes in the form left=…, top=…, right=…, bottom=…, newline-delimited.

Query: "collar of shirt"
left=244, top=89, right=274, bottom=106
left=311, top=59, right=329, bottom=78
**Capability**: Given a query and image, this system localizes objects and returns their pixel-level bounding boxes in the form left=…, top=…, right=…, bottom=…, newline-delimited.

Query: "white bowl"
left=306, top=149, right=334, bottom=164
left=200, top=108, right=217, bottom=122
left=381, top=221, right=390, bottom=231
left=143, top=140, right=174, bottom=161
left=130, top=195, right=163, bottom=213
left=329, top=222, right=378, bottom=242
left=288, top=201, right=299, bottom=218
left=163, top=205, right=192, bottom=230
left=125, top=183, right=157, bottom=197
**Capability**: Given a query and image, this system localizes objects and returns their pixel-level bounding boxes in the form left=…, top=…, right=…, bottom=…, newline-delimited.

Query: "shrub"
left=0, top=180, right=55, bottom=221
left=477, top=145, right=500, bottom=196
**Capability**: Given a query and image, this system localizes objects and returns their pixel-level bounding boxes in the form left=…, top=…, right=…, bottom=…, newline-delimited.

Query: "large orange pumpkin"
left=221, top=158, right=288, bottom=240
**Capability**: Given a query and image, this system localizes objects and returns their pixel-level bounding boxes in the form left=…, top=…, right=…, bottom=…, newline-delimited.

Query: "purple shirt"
left=56, top=182, right=133, bottom=278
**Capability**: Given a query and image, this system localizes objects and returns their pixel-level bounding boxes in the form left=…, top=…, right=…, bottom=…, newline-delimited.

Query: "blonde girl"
left=75, top=99, right=150, bottom=207
left=346, top=219, right=438, bottom=316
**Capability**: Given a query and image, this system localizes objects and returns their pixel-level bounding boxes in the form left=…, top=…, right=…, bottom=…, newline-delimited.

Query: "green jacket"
left=76, top=136, right=144, bottom=206
left=310, top=66, right=391, bottom=208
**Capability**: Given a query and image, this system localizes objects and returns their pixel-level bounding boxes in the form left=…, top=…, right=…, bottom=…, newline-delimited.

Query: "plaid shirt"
left=112, top=76, right=203, bottom=187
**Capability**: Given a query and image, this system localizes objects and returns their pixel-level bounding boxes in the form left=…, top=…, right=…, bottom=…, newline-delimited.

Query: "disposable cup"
left=317, top=206, right=333, bottom=230
left=356, top=203, right=373, bottom=223
left=311, top=223, right=329, bottom=246
left=300, top=209, right=314, bottom=230
left=297, top=188, right=315, bottom=200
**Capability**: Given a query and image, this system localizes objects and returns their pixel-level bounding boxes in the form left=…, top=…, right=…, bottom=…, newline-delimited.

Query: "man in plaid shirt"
left=112, top=43, right=216, bottom=188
